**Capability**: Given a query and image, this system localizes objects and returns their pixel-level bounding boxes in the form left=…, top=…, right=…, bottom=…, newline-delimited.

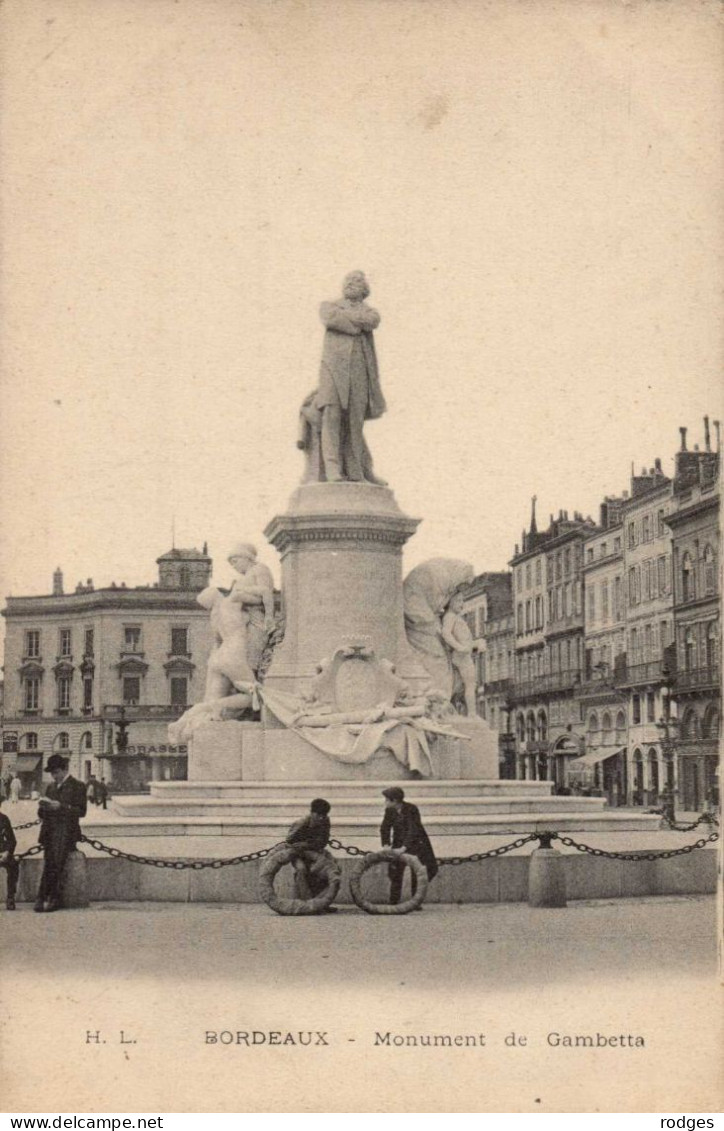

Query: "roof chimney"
left=679, top=426, right=687, bottom=451
left=714, top=420, right=721, bottom=451
left=529, top=495, right=538, bottom=536
left=704, top=416, right=711, bottom=452
left=86, top=578, right=93, bottom=590
left=53, top=567, right=64, bottom=596
left=654, top=458, right=662, bottom=473
left=203, top=541, right=208, bottom=555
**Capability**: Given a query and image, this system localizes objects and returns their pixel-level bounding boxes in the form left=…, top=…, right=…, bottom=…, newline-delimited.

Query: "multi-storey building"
left=573, top=500, right=628, bottom=805
left=509, top=502, right=597, bottom=785
left=1, top=547, right=214, bottom=794
left=615, top=461, right=675, bottom=805
left=461, top=573, right=514, bottom=773
left=666, top=420, right=720, bottom=810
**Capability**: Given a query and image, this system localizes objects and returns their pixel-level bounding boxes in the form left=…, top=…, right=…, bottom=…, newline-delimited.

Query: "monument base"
left=185, top=715, right=499, bottom=782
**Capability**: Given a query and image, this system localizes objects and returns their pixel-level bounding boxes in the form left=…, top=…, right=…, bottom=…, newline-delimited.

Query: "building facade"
left=461, top=573, right=514, bottom=775
left=616, top=463, right=675, bottom=805
left=1, top=547, right=214, bottom=794
left=666, top=423, right=720, bottom=809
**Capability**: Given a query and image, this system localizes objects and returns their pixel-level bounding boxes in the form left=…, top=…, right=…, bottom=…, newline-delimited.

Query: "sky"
left=0, top=0, right=722, bottom=606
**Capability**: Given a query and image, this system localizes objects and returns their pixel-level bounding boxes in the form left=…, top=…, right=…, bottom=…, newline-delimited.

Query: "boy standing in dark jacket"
left=380, top=787, right=438, bottom=907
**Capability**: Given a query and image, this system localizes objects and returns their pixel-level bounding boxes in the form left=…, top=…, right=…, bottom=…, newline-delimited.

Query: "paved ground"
left=1, top=893, right=721, bottom=1113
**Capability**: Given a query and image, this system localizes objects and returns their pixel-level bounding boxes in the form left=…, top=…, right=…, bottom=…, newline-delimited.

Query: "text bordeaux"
left=205, top=1030, right=329, bottom=1046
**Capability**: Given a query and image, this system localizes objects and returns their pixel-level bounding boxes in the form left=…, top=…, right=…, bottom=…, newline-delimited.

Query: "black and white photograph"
left=0, top=0, right=721, bottom=1116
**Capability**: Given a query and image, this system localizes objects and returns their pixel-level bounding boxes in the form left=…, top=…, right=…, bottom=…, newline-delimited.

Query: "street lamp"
left=655, top=667, right=678, bottom=822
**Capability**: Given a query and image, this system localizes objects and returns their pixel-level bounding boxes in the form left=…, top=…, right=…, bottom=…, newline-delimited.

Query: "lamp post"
left=655, top=668, right=678, bottom=822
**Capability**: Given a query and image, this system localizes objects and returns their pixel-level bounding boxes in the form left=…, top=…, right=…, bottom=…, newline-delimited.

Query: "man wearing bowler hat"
left=34, top=753, right=87, bottom=912
left=380, top=787, right=438, bottom=909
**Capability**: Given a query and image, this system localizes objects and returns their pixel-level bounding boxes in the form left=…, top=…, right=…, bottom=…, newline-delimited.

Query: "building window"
left=628, top=522, right=636, bottom=549
left=632, top=695, right=641, bottom=725
left=681, top=708, right=698, bottom=741
left=83, top=678, right=93, bottom=712
left=601, top=712, right=612, bottom=744
left=59, top=628, right=72, bottom=657
left=586, top=548, right=594, bottom=563
left=82, top=731, right=93, bottom=750
left=526, top=712, right=536, bottom=744
left=646, top=691, right=655, bottom=723
left=57, top=732, right=70, bottom=750
left=170, top=677, right=188, bottom=707
left=587, top=585, right=595, bottom=622
left=535, top=596, right=542, bottom=629
left=703, top=545, right=716, bottom=595
left=23, top=677, right=40, bottom=712
left=179, top=566, right=191, bottom=588
left=702, top=706, right=719, bottom=740
left=537, top=710, right=547, bottom=741
left=525, top=563, right=531, bottom=589
left=57, top=676, right=71, bottom=712
left=642, top=515, right=650, bottom=542
left=124, top=626, right=142, bottom=652
left=123, top=677, right=141, bottom=705
left=564, top=549, right=571, bottom=576
left=615, top=711, right=626, bottom=744
left=684, top=628, right=696, bottom=672
left=84, top=628, right=94, bottom=656
left=25, top=630, right=40, bottom=658
left=535, top=560, right=541, bottom=585
left=681, top=554, right=695, bottom=603
left=516, top=604, right=523, bottom=633
left=706, top=622, right=719, bottom=669
left=657, top=509, right=665, bottom=537
left=24, top=732, right=39, bottom=750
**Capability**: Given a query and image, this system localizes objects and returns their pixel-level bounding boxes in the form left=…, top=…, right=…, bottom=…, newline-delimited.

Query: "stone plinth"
left=263, top=482, right=430, bottom=698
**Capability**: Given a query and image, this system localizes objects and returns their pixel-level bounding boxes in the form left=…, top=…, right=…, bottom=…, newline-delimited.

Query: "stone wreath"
left=349, top=849, right=428, bottom=914
left=259, top=844, right=341, bottom=915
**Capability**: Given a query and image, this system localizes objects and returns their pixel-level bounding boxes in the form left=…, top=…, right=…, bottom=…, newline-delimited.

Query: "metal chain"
left=11, top=826, right=715, bottom=872
left=438, top=834, right=539, bottom=865
left=11, top=819, right=42, bottom=831
left=658, top=811, right=719, bottom=832
left=330, top=833, right=539, bottom=865
left=555, top=830, right=719, bottom=861
left=79, top=834, right=282, bottom=870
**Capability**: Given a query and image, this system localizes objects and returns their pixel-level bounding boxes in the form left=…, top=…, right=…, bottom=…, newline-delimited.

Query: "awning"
left=569, top=748, right=625, bottom=770
left=14, top=754, right=42, bottom=772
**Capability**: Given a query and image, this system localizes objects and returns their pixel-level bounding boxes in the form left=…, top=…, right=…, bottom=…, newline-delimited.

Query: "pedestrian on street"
left=34, top=754, right=87, bottom=913
left=97, top=778, right=109, bottom=810
left=9, top=775, right=21, bottom=804
left=380, top=787, right=438, bottom=909
left=0, top=798, right=20, bottom=910
left=86, top=775, right=98, bottom=806
left=285, top=798, right=337, bottom=912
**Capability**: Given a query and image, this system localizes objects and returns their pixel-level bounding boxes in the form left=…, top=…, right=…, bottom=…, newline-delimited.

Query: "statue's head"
left=228, top=542, right=257, bottom=574
left=343, top=270, right=370, bottom=301
left=447, top=591, right=465, bottom=614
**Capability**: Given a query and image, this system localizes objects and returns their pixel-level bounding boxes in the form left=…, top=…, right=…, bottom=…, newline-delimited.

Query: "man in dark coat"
left=35, top=753, right=87, bottom=912
left=285, top=798, right=336, bottom=910
left=0, top=798, right=19, bottom=910
left=380, top=787, right=438, bottom=908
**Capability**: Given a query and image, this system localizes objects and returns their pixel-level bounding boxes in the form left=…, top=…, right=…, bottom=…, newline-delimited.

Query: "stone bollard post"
left=528, top=833, right=567, bottom=908
left=62, top=850, right=89, bottom=908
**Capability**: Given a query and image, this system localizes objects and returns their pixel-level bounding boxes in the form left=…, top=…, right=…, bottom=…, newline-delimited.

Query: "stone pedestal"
left=263, top=482, right=430, bottom=698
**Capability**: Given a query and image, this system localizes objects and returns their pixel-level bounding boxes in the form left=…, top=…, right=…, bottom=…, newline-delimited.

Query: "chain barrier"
left=79, top=835, right=282, bottom=870
left=8, top=827, right=716, bottom=871
left=10, top=819, right=41, bottom=831
left=656, top=809, right=719, bottom=836
left=553, top=830, right=719, bottom=861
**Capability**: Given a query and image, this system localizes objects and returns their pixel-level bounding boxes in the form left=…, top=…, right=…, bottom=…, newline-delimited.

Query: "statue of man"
left=314, top=270, right=387, bottom=485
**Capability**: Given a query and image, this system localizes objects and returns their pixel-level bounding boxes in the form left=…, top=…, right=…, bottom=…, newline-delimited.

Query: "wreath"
left=259, top=844, right=341, bottom=915
left=349, top=849, right=428, bottom=914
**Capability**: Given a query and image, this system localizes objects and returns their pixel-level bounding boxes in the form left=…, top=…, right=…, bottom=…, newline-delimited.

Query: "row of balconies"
left=16, top=703, right=187, bottom=721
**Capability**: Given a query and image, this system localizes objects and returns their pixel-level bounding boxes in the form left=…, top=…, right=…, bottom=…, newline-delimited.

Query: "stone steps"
left=113, top=794, right=606, bottom=819
left=149, top=778, right=555, bottom=800
left=94, top=808, right=661, bottom=838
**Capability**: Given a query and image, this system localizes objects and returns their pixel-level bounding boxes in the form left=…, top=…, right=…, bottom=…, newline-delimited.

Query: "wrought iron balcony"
left=614, top=659, right=666, bottom=688
left=674, top=665, right=720, bottom=691
left=102, top=703, right=187, bottom=720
